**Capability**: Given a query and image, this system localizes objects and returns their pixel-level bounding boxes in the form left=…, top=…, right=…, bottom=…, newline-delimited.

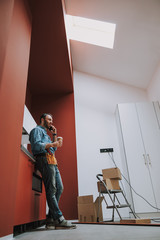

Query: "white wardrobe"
left=116, top=101, right=160, bottom=214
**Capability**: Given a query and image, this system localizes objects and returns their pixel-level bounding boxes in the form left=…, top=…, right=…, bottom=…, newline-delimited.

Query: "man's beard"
left=44, top=119, right=49, bottom=129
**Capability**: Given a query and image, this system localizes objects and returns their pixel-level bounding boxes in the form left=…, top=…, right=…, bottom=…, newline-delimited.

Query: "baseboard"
left=13, top=219, right=46, bottom=237
left=73, top=221, right=160, bottom=227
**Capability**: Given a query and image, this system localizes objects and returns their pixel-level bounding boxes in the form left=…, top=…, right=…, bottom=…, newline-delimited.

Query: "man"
left=29, top=113, right=76, bottom=230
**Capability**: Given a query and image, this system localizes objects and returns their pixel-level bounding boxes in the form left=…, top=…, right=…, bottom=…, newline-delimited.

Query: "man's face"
left=43, top=115, right=53, bottom=129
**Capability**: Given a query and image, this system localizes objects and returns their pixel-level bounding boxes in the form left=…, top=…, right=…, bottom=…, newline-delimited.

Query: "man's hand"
left=49, top=125, right=57, bottom=134
left=45, top=139, right=62, bottom=149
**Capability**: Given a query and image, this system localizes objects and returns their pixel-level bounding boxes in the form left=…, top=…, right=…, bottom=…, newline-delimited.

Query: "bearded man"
left=29, top=113, right=76, bottom=230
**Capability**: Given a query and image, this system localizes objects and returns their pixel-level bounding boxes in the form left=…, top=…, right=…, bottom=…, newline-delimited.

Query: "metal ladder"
left=96, top=174, right=137, bottom=222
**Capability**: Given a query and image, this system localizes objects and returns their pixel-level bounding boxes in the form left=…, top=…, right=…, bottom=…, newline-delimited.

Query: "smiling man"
left=29, top=113, right=76, bottom=230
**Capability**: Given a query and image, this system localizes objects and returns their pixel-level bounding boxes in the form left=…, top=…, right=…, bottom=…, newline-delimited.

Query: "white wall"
left=73, top=71, right=148, bottom=219
left=21, top=105, right=37, bottom=146
left=147, top=61, right=160, bottom=102
left=23, top=105, right=37, bottom=134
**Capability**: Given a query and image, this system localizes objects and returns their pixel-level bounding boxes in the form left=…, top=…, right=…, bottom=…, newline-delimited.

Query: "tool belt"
left=46, top=153, right=57, bottom=165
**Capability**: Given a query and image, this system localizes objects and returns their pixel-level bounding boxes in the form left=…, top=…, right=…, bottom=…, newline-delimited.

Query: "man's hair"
left=40, top=113, right=52, bottom=123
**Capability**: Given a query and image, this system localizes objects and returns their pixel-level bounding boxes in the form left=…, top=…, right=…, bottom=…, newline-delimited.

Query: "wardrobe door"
left=136, top=102, right=160, bottom=210
left=118, top=103, right=156, bottom=213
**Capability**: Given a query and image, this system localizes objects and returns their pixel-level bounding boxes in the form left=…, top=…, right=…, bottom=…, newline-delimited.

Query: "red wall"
left=0, top=0, right=31, bottom=237
left=26, top=0, right=78, bottom=220
left=0, top=0, right=14, bottom=85
left=0, top=0, right=78, bottom=237
left=31, top=93, right=78, bottom=220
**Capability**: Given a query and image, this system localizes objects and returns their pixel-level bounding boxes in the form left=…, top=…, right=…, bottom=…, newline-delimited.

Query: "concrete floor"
left=14, top=223, right=160, bottom=240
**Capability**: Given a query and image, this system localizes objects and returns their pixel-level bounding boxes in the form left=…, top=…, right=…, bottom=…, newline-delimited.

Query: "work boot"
left=55, top=219, right=76, bottom=229
left=45, top=218, right=55, bottom=230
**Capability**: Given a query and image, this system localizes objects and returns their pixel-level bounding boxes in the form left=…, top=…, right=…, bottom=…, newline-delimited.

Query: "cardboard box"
left=97, top=179, right=120, bottom=192
left=77, top=195, right=103, bottom=222
left=102, top=167, right=122, bottom=180
left=120, top=218, right=151, bottom=224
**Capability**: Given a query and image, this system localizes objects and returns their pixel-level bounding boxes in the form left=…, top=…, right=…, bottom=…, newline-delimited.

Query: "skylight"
left=65, top=15, right=116, bottom=49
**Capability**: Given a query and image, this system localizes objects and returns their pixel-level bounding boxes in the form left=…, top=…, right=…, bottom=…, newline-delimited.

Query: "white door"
left=136, top=102, right=160, bottom=211
left=118, top=103, right=156, bottom=213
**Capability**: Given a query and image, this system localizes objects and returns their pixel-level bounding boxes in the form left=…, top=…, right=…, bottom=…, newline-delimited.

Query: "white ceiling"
left=64, top=0, right=160, bottom=89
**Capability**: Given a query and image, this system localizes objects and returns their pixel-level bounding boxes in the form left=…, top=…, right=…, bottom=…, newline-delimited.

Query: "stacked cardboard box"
left=97, top=167, right=122, bottom=192
left=102, top=167, right=122, bottom=180
left=77, top=195, right=103, bottom=222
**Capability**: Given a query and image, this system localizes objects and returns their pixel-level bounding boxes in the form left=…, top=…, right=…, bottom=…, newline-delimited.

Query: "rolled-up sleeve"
left=29, top=128, right=46, bottom=154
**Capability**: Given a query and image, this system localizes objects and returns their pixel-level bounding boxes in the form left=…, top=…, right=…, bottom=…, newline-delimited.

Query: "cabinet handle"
left=147, top=154, right=151, bottom=165
left=143, top=154, right=147, bottom=165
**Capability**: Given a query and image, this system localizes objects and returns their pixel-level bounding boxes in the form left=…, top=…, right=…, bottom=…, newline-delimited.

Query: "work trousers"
left=35, top=156, right=64, bottom=220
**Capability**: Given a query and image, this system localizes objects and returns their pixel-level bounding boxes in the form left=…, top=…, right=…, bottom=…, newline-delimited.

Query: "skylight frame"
left=65, top=15, right=116, bottom=49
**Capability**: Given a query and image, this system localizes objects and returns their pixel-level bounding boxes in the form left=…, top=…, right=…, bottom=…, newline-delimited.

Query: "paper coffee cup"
left=57, top=137, right=63, bottom=141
